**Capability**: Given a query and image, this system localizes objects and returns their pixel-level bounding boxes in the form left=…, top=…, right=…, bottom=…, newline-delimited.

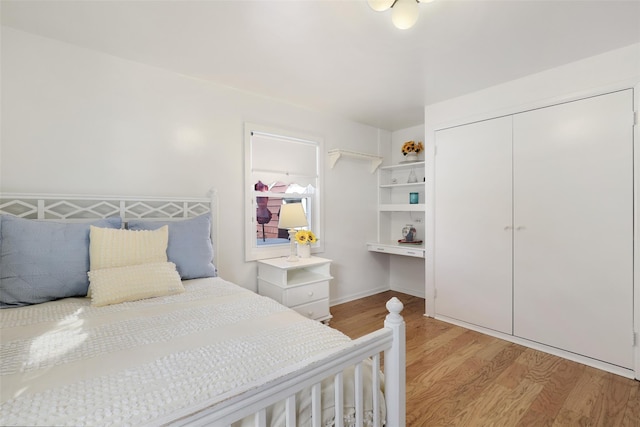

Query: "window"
left=244, top=123, right=323, bottom=261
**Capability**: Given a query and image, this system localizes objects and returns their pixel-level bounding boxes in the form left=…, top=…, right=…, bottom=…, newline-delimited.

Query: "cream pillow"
left=89, top=225, right=168, bottom=270
left=88, top=262, right=184, bottom=307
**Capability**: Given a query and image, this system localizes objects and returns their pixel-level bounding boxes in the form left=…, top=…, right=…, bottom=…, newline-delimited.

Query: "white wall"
left=0, top=27, right=393, bottom=304
left=425, top=43, right=640, bottom=130
left=423, top=42, right=640, bottom=315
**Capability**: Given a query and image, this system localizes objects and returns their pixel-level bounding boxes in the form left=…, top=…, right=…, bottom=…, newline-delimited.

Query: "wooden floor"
left=329, top=291, right=640, bottom=427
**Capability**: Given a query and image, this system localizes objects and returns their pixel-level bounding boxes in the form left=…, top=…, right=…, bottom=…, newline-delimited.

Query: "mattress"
left=1, top=277, right=383, bottom=426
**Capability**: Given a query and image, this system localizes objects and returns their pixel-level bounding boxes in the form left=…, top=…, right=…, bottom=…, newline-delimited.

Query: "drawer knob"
left=307, top=311, right=314, bottom=317
left=308, top=291, right=314, bottom=297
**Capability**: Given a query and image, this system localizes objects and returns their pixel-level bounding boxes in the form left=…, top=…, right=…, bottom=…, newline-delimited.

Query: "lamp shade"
left=392, top=0, right=419, bottom=29
left=278, top=202, right=308, bottom=229
left=367, top=0, right=394, bottom=12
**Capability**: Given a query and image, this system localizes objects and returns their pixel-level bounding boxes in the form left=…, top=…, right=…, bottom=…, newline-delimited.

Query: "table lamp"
left=278, top=202, right=308, bottom=262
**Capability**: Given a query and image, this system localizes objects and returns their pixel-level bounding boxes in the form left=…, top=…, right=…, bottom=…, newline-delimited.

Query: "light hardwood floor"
left=330, top=291, right=640, bottom=427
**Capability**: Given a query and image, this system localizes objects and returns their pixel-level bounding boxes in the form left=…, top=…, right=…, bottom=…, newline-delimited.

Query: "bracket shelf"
left=327, top=149, right=383, bottom=173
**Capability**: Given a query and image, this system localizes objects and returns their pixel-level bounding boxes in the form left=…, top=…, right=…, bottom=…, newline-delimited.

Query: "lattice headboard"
left=0, top=192, right=219, bottom=268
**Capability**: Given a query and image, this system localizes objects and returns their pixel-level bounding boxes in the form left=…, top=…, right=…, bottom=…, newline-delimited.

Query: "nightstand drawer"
left=293, top=299, right=330, bottom=321
left=285, top=281, right=329, bottom=307
left=257, top=256, right=333, bottom=323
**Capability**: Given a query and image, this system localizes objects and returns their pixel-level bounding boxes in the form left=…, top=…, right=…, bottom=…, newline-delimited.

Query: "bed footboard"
left=169, top=297, right=406, bottom=427
left=383, top=297, right=406, bottom=427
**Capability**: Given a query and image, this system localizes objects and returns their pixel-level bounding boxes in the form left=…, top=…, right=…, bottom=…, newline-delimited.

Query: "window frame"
left=244, top=122, right=324, bottom=261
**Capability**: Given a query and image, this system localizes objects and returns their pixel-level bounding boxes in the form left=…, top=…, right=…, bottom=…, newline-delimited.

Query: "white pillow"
left=88, top=262, right=183, bottom=307
left=89, top=225, right=168, bottom=270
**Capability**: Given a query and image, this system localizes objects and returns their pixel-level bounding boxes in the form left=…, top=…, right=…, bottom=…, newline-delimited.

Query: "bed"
left=0, top=193, right=406, bottom=426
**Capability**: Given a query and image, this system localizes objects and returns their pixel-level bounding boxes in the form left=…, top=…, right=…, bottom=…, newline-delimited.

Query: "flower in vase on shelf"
left=401, top=140, right=424, bottom=161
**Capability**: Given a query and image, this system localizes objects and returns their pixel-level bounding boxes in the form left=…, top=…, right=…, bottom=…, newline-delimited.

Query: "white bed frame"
left=0, top=193, right=406, bottom=427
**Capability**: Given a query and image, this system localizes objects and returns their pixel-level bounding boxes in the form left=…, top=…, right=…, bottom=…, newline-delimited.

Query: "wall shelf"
left=328, top=149, right=383, bottom=173
left=370, top=159, right=426, bottom=259
left=379, top=203, right=425, bottom=212
left=380, top=161, right=425, bottom=171
left=380, top=182, right=424, bottom=189
left=366, top=242, right=425, bottom=258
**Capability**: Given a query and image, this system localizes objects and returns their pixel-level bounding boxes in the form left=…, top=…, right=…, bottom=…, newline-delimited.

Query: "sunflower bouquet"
left=401, top=140, right=424, bottom=156
left=295, top=230, right=317, bottom=245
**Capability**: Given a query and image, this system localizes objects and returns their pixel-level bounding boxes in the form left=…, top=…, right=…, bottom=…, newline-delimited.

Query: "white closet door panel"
left=435, top=116, right=513, bottom=334
left=513, top=90, right=633, bottom=368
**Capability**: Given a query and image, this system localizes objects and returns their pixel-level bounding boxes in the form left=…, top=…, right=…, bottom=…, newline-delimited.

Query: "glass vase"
left=407, top=169, right=418, bottom=183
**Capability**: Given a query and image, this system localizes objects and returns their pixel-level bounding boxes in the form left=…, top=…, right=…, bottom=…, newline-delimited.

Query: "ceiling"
left=2, top=0, right=639, bottom=131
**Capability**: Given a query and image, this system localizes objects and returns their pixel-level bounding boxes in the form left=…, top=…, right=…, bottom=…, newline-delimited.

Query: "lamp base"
left=287, top=229, right=299, bottom=262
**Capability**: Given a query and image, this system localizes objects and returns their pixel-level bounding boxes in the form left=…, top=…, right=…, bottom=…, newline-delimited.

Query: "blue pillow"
left=0, top=215, right=122, bottom=308
left=127, top=214, right=216, bottom=280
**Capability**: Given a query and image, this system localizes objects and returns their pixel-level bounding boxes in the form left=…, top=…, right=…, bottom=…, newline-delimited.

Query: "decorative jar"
left=402, top=224, right=416, bottom=242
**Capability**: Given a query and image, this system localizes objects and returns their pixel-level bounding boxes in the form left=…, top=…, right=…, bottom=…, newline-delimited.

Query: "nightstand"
left=257, top=256, right=333, bottom=323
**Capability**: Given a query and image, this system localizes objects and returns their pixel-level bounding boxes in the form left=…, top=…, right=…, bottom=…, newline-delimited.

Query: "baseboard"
left=435, top=314, right=636, bottom=379
left=330, top=286, right=390, bottom=306
left=389, top=284, right=425, bottom=299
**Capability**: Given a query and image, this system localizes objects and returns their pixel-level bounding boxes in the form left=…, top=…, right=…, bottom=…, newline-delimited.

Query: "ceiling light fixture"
left=368, top=0, right=430, bottom=30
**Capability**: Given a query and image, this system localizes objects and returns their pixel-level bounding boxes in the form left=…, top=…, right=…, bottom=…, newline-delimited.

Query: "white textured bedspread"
left=0, top=278, right=364, bottom=426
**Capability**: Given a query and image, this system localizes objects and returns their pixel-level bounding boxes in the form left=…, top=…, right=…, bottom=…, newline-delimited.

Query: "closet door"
left=513, top=90, right=634, bottom=368
left=434, top=116, right=513, bottom=334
